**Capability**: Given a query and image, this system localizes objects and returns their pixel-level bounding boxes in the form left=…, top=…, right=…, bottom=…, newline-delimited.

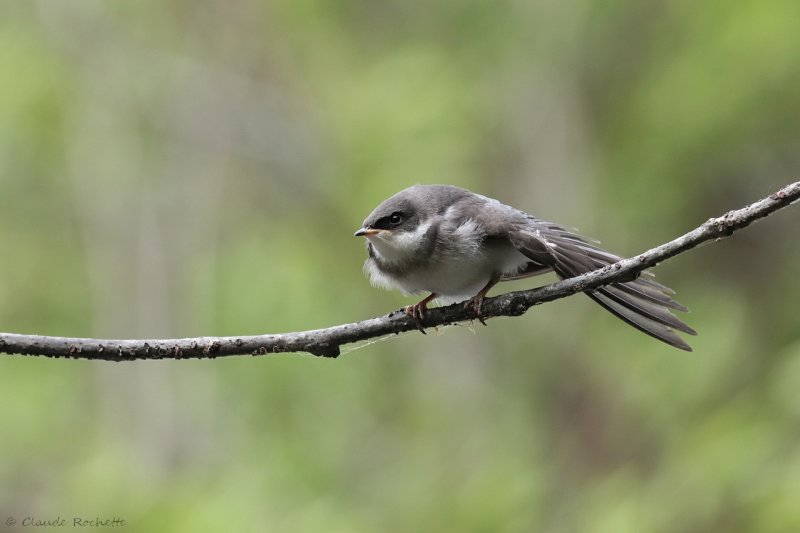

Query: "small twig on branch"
left=1, top=181, right=798, bottom=361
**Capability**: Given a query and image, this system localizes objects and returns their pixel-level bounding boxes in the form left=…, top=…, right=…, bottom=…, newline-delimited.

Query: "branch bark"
left=2, top=181, right=798, bottom=361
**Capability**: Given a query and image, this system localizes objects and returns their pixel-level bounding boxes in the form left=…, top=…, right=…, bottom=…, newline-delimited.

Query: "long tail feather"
left=512, top=222, right=696, bottom=350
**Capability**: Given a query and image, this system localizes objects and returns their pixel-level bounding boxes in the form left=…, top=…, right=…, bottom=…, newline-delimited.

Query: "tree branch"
left=2, top=181, right=798, bottom=361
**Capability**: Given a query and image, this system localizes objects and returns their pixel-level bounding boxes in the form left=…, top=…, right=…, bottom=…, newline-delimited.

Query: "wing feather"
left=504, top=219, right=695, bottom=351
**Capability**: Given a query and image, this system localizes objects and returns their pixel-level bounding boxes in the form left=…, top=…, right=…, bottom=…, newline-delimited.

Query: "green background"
left=2, top=1, right=799, bottom=531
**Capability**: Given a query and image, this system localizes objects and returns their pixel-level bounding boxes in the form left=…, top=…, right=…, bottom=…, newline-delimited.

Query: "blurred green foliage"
left=1, top=1, right=799, bottom=532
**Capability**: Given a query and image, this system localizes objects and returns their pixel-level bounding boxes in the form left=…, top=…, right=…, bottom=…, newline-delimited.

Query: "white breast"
left=365, top=218, right=531, bottom=304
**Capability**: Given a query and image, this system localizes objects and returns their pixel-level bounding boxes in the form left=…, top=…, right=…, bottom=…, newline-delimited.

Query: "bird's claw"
left=405, top=304, right=428, bottom=334
left=465, top=294, right=488, bottom=326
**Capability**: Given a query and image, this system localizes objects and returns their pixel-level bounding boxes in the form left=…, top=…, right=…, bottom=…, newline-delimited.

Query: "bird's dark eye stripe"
left=373, top=212, right=405, bottom=229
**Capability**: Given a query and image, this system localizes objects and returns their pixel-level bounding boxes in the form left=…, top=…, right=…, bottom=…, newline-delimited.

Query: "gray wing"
left=504, top=218, right=696, bottom=351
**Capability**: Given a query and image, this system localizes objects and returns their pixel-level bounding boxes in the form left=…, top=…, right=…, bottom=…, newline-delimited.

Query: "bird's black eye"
left=372, top=211, right=407, bottom=230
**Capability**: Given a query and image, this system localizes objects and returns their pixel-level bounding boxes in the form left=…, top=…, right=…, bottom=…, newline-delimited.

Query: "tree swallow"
left=355, top=184, right=696, bottom=350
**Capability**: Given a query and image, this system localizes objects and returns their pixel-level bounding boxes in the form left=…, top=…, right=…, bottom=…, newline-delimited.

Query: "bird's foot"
left=405, top=304, right=427, bottom=334
left=464, top=293, right=488, bottom=326
left=464, top=276, right=499, bottom=326
left=404, top=293, right=437, bottom=334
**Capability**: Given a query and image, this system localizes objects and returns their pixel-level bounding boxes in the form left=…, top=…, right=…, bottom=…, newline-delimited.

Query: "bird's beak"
left=354, top=227, right=380, bottom=237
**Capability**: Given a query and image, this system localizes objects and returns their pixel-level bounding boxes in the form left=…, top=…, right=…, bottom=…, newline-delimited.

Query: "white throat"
left=367, top=221, right=432, bottom=265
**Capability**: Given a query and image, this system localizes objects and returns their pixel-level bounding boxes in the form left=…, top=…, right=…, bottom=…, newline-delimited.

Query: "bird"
left=354, top=184, right=696, bottom=351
